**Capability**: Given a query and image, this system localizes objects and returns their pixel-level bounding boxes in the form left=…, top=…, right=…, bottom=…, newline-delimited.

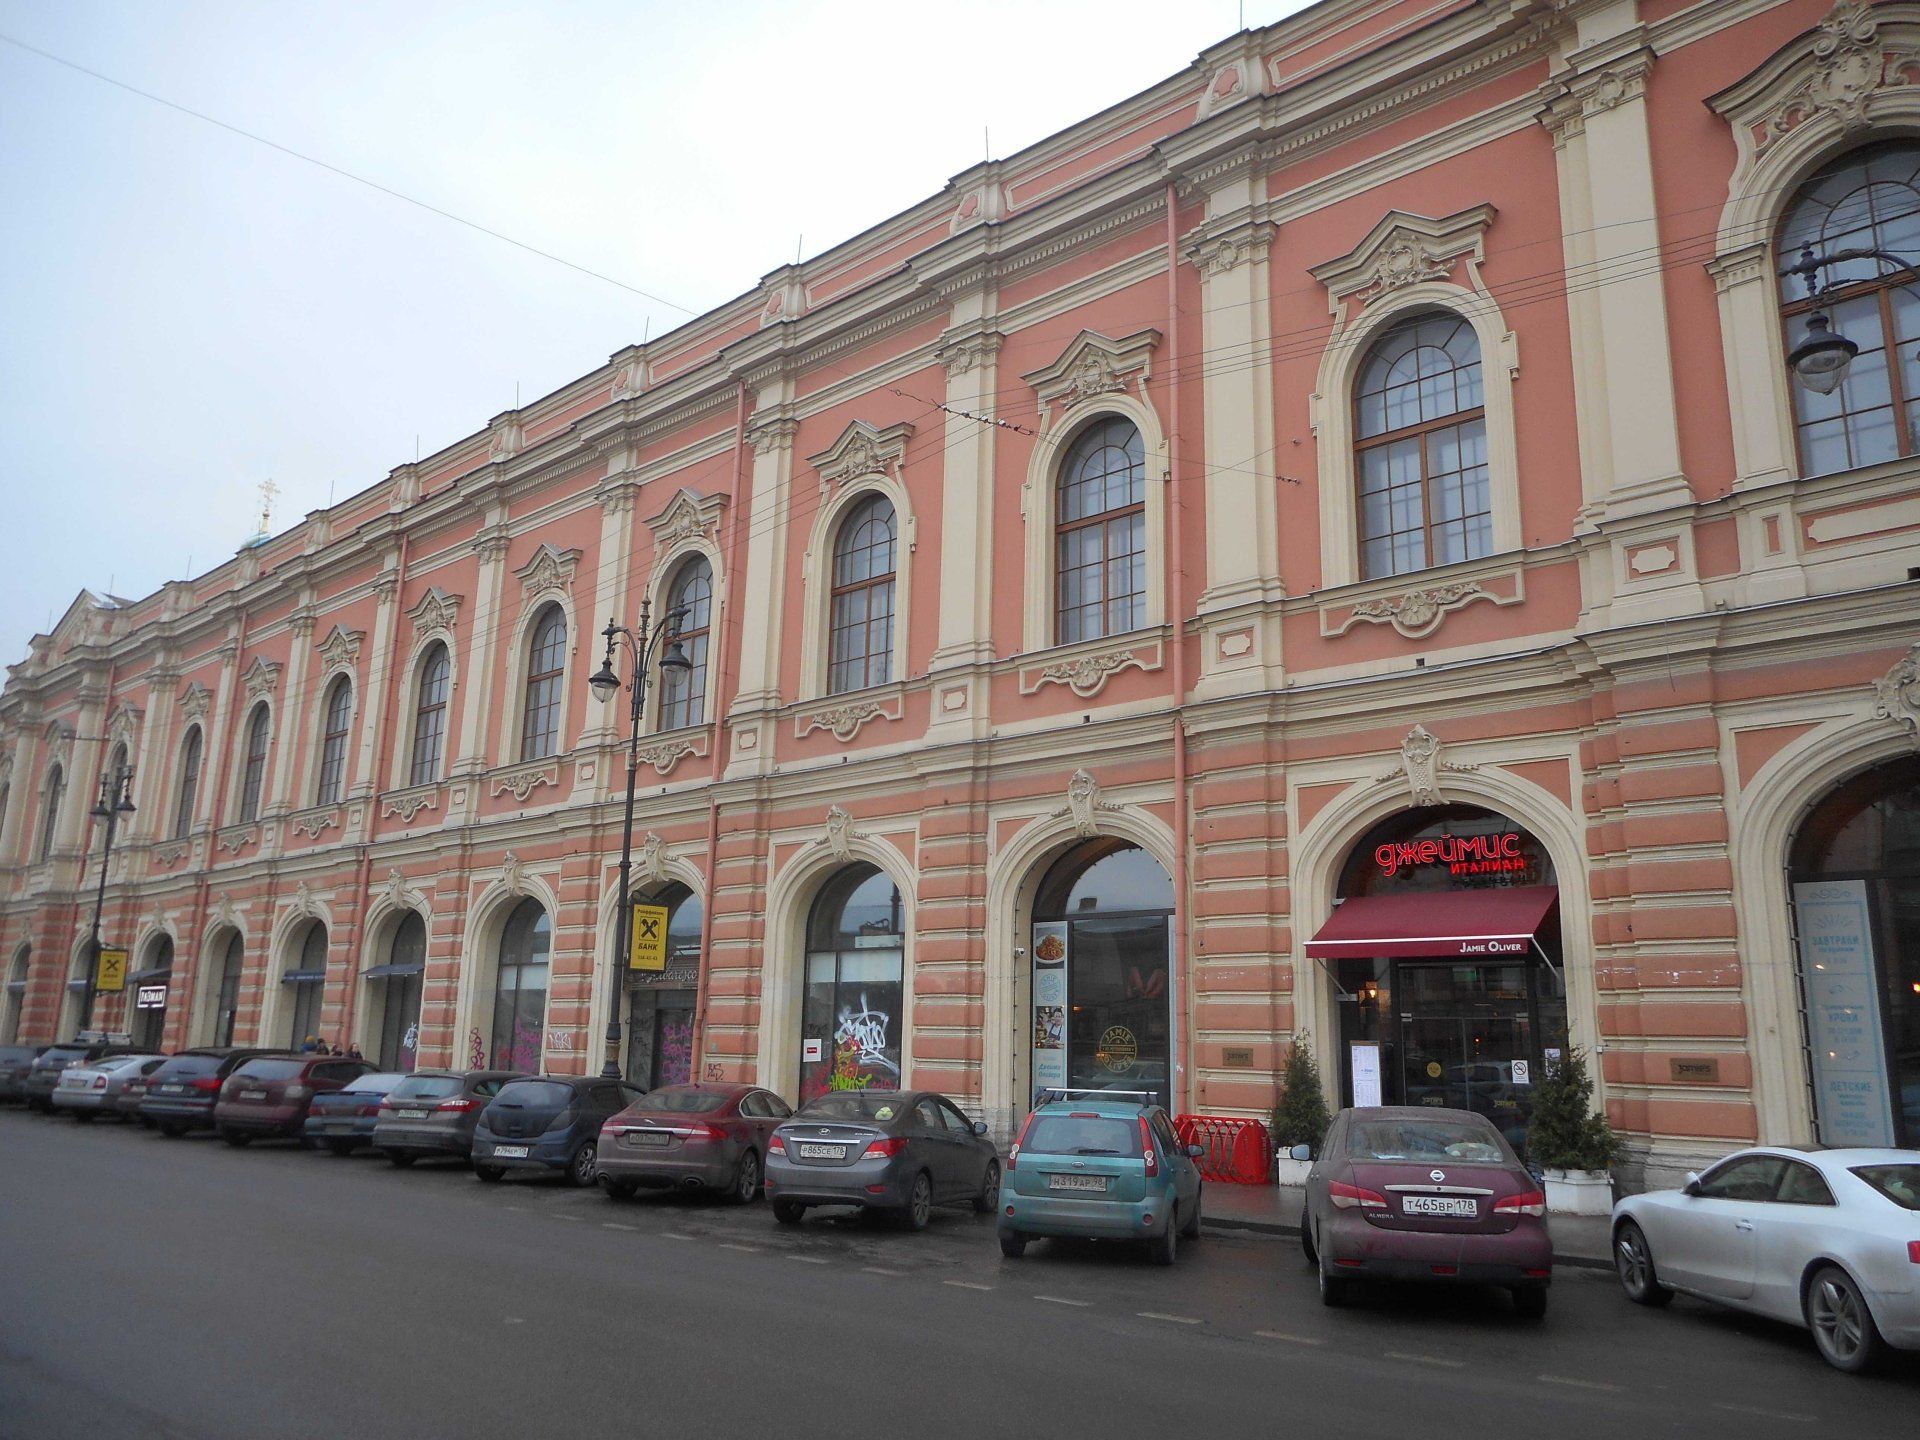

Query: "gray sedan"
left=765, top=1089, right=1000, bottom=1230
left=51, top=1054, right=166, bottom=1120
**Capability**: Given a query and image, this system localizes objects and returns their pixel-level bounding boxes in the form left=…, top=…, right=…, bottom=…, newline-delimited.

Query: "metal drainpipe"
left=207, top=606, right=250, bottom=1036
left=1164, top=181, right=1194, bottom=1116
left=689, top=380, right=752, bottom=1083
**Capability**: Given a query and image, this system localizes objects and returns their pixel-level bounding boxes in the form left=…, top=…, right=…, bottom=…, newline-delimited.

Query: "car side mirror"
left=1186, top=1144, right=1206, bottom=1160
left=1289, top=1143, right=1313, bottom=1162
left=972, top=1120, right=989, bottom=1137
left=1683, top=1173, right=1702, bottom=1197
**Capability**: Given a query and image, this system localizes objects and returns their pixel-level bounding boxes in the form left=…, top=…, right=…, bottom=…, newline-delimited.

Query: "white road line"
left=1255, top=1331, right=1326, bottom=1346
left=1539, top=1375, right=1620, bottom=1393
left=862, top=1266, right=903, bottom=1276
left=660, top=1232, right=694, bottom=1240
left=503, top=1206, right=527, bottom=1213
left=718, top=1242, right=760, bottom=1253
left=1386, top=1352, right=1465, bottom=1369
left=552, top=1213, right=580, bottom=1221
left=1136, top=1312, right=1201, bottom=1325
left=1035, top=1295, right=1093, bottom=1307
left=944, top=1280, right=994, bottom=1291
left=1715, top=1404, right=1817, bottom=1423
left=788, top=1255, right=829, bottom=1265
left=601, top=1223, right=638, bottom=1232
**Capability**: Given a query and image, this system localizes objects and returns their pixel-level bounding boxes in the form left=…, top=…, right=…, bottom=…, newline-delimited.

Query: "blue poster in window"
left=1794, top=880, right=1894, bottom=1148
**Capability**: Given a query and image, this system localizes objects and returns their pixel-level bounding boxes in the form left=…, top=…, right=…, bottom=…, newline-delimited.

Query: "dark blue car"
left=303, top=1071, right=406, bottom=1154
left=471, top=1076, right=644, bottom=1187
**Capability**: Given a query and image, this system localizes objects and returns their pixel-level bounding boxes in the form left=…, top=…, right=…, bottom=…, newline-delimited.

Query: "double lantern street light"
left=587, top=599, right=692, bottom=1081
left=1784, top=241, right=1920, bottom=395
left=78, top=763, right=136, bottom=1036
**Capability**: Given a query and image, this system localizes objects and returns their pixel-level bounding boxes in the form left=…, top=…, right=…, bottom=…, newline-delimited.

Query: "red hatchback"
left=214, top=1055, right=373, bottom=1146
left=1300, top=1106, right=1552, bottom=1316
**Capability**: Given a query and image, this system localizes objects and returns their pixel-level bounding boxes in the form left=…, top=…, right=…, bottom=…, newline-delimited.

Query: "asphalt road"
left=3, top=1108, right=1915, bottom=1440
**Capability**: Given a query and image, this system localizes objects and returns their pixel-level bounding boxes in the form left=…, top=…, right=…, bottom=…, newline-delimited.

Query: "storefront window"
left=1790, top=756, right=1920, bottom=1148
left=490, top=900, right=550, bottom=1073
left=378, top=912, right=426, bottom=1072
left=212, top=931, right=243, bottom=1047
left=286, top=922, right=326, bottom=1049
left=800, top=864, right=903, bottom=1102
left=627, top=882, right=702, bottom=1089
left=133, top=935, right=173, bottom=1051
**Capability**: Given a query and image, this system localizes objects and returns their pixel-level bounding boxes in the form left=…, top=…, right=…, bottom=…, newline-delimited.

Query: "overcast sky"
left=0, top=0, right=1305, bottom=668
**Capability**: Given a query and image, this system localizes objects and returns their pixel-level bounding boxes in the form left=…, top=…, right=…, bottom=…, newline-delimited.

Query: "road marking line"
left=1386, top=1352, right=1465, bottom=1369
left=503, top=1317, right=525, bottom=1325
left=1035, top=1295, right=1093, bottom=1307
left=1715, top=1404, right=1816, bottom=1423
left=788, top=1255, right=829, bottom=1265
left=718, top=1242, right=760, bottom=1253
left=661, top=1232, right=694, bottom=1240
left=552, top=1213, right=580, bottom=1221
left=1136, top=1312, right=1201, bottom=1325
left=601, top=1223, right=638, bottom=1232
left=1539, top=1376, right=1620, bottom=1393
left=862, top=1266, right=903, bottom=1276
left=944, top=1280, right=994, bottom=1291
left=503, top=1206, right=527, bottom=1213
left=1255, top=1331, right=1326, bottom=1346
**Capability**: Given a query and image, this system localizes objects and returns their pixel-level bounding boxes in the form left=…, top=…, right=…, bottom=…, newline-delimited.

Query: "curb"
left=1201, top=1212, right=1615, bottom=1272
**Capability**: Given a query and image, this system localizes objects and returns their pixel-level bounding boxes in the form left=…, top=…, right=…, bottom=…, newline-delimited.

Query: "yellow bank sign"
left=95, top=947, right=129, bottom=993
left=629, top=904, right=669, bottom=972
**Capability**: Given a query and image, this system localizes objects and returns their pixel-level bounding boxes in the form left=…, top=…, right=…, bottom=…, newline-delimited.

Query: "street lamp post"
left=1782, top=242, right=1920, bottom=395
left=588, top=597, right=692, bottom=1081
left=78, top=761, right=136, bottom=1037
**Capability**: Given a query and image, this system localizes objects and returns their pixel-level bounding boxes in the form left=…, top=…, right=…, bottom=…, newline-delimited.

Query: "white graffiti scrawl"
left=834, top=993, right=899, bottom=1077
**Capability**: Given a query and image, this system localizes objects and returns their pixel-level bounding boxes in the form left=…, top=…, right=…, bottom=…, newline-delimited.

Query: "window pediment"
left=408, top=586, right=464, bottom=639
left=807, top=420, right=915, bottom=492
left=1308, top=205, right=1498, bottom=317
left=513, top=543, right=581, bottom=604
left=644, top=487, right=728, bottom=550
left=241, top=658, right=280, bottom=702
left=1021, top=329, right=1160, bottom=420
left=316, top=624, right=364, bottom=673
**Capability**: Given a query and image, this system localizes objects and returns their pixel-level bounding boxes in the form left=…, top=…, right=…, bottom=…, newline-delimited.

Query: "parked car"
left=997, top=1093, right=1204, bottom=1263
left=0, top=1044, right=50, bottom=1103
left=302, top=1071, right=407, bottom=1154
left=23, top=1040, right=137, bottom=1112
left=116, top=1063, right=163, bottom=1124
left=471, top=1076, right=643, bottom=1185
left=598, top=1083, right=794, bottom=1202
left=51, top=1053, right=166, bottom=1121
left=142, top=1048, right=296, bottom=1136
left=764, top=1089, right=1000, bottom=1230
left=214, top=1054, right=373, bottom=1145
left=1612, top=1147, right=1920, bottom=1373
left=372, top=1069, right=523, bottom=1166
left=1299, top=1105, right=1553, bottom=1316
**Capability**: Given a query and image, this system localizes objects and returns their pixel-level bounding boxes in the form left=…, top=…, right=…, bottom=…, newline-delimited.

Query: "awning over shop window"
left=360, top=962, right=424, bottom=980
left=280, top=969, right=326, bottom=985
left=1305, top=885, right=1559, bottom=962
left=128, top=967, right=173, bottom=984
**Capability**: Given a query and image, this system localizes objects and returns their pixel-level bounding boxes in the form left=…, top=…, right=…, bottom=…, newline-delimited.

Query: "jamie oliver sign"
left=1374, top=831, right=1528, bottom=879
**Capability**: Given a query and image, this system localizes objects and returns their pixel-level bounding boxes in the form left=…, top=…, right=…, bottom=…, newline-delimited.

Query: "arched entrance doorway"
left=1029, top=839, right=1175, bottom=1110
left=800, top=864, right=903, bottom=1102
left=131, top=935, right=174, bottom=1050
left=625, top=882, right=702, bottom=1088
left=284, top=922, right=327, bottom=1049
left=1789, top=755, right=1920, bottom=1148
left=1308, top=804, right=1566, bottom=1152
left=364, top=913, right=426, bottom=1071
left=3, top=944, right=28, bottom=1044
left=489, top=899, right=550, bottom=1072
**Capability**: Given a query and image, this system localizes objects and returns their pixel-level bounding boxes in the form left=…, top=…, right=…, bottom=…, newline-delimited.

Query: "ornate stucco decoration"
left=514, top=543, right=581, bottom=605
left=807, top=420, right=916, bottom=492
left=409, top=587, right=464, bottom=640
left=746, top=416, right=801, bottom=456
left=1353, top=583, right=1490, bottom=639
left=798, top=701, right=886, bottom=743
left=489, top=760, right=559, bottom=803
left=937, top=326, right=1004, bottom=377
left=1183, top=219, right=1277, bottom=280
left=824, top=805, right=862, bottom=861
left=1051, top=768, right=1125, bottom=839
left=1022, top=328, right=1161, bottom=422
left=487, top=411, right=524, bottom=462
left=290, top=808, right=341, bottom=841
left=636, top=737, right=699, bottom=776
left=638, top=832, right=669, bottom=886
left=380, top=784, right=440, bottom=823
left=1375, top=724, right=1479, bottom=806
left=107, top=703, right=143, bottom=755
left=316, top=625, right=364, bottom=673
left=293, top=881, right=318, bottom=918
left=1034, top=648, right=1149, bottom=699
left=387, top=462, right=422, bottom=511
left=1309, top=205, right=1499, bottom=317
left=500, top=852, right=528, bottom=898
left=608, top=347, right=647, bottom=400
left=210, top=894, right=241, bottom=932
left=242, top=656, right=281, bottom=702
left=381, top=867, right=429, bottom=916
left=215, top=824, right=259, bottom=855
left=178, top=681, right=212, bottom=721
left=152, top=842, right=190, bottom=868
left=41, top=721, right=74, bottom=770
left=644, top=488, right=728, bottom=553
left=1873, top=640, right=1920, bottom=737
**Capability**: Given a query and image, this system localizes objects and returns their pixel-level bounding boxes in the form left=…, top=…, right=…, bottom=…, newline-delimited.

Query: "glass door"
left=1395, top=961, right=1543, bottom=1154
left=1066, top=915, right=1170, bottom=1110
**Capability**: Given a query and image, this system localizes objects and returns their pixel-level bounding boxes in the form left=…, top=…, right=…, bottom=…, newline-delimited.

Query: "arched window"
left=1779, top=143, right=1920, bottom=477
left=37, top=763, right=64, bottom=862
left=1354, top=313, right=1488, bottom=579
left=238, top=706, right=270, bottom=823
left=3, top=944, right=28, bottom=1046
left=491, top=899, right=550, bottom=1071
left=315, top=678, right=353, bottom=805
left=211, top=930, right=244, bottom=1047
left=1055, top=417, right=1147, bottom=644
left=105, top=742, right=129, bottom=797
left=174, top=728, right=202, bottom=839
left=625, top=881, right=703, bottom=1088
left=409, top=643, right=450, bottom=785
left=656, top=558, right=713, bottom=731
left=133, top=935, right=173, bottom=1051
left=827, top=496, right=897, bottom=695
left=800, top=863, right=903, bottom=1101
left=376, top=911, right=426, bottom=1071
left=520, top=605, right=567, bottom=761
left=0, top=781, right=10, bottom=851
left=285, top=921, right=327, bottom=1049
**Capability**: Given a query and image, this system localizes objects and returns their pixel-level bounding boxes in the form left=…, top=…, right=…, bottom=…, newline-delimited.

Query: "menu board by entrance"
left=1793, top=880, right=1894, bottom=1148
left=1351, top=1041, right=1384, bottom=1108
left=1031, top=922, right=1068, bottom=1101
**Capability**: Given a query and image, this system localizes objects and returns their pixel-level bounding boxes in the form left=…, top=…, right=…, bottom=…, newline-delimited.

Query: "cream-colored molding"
left=643, top=487, right=728, bottom=553
left=794, top=474, right=917, bottom=702
left=390, top=628, right=460, bottom=791
left=1016, top=632, right=1163, bottom=699
left=240, top=657, right=280, bottom=703
left=1021, top=327, right=1161, bottom=420
left=791, top=688, right=905, bottom=743
left=805, top=419, right=915, bottom=492
left=408, top=587, right=463, bottom=640
left=488, top=758, right=560, bottom=804
left=287, top=805, right=343, bottom=842
left=379, top=782, right=441, bottom=823
left=1874, top=639, right=1920, bottom=734
left=1318, top=555, right=1527, bottom=640
left=512, top=542, right=581, bottom=609
left=633, top=730, right=708, bottom=776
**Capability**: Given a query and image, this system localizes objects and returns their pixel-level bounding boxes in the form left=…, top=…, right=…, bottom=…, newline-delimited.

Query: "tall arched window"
left=828, top=496, right=897, bottom=695
left=375, top=911, right=426, bottom=1071
left=133, top=934, right=173, bottom=1051
left=174, top=728, right=202, bottom=839
left=3, top=944, right=28, bottom=1045
left=409, top=643, right=450, bottom=785
left=624, top=881, right=704, bottom=1088
left=1779, top=143, right=1920, bottom=476
left=285, top=921, right=327, bottom=1049
left=1055, top=416, right=1147, bottom=644
left=104, top=742, right=129, bottom=798
left=800, top=863, right=903, bottom=1101
left=315, top=678, right=353, bottom=805
left=656, top=558, right=713, bottom=731
left=490, top=899, right=551, bottom=1071
left=238, top=706, right=270, bottom=823
left=0, top=780, right=10, bottom=853
left=520, top=605, right=567, bottom=761
left=37, top=763, right=64, bottom=862
left=1354, top=313, right=1488, bottom=579
left=211, top=930, right=244, bottom=1047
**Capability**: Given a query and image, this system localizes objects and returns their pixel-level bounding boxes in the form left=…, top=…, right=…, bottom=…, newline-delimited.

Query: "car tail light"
left=1494, top=1190, right=1548, bottom=1218
left=356, top=1104, right=380, bottom=1117
left=1139, top=1116, right=1158, bottom=1178
left=1328, top=1180, right=1387, bottom=1210
left=1908, top=1240, right=1920, bottom=1265
left=769, top=1133, right=785, bottom=1155
left=283, top=1085, right=311, bottom=1101
left=92, top=1076, right=108, bottom=1089
left=435, top=1097, right=478, bottom=1114
left=1007, top=1111, right=1036, bottom=1172
left=191, top=1076, right=222, bottom=1093
left=864, top=1136, right=909, bottom=1159
left=685, top=1122, right=725, bottom=1143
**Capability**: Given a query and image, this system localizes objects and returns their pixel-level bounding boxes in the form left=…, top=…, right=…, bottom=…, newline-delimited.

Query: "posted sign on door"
left=1794, top=880, right=1895, bottom=1147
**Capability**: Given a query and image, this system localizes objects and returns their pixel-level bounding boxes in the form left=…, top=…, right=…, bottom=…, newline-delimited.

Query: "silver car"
left=51, top=1054, right=167, bottom=1121
left=1612, top=1146, right=1920, bottom=1373
left=765, top=1089, right=1000, bottom=1230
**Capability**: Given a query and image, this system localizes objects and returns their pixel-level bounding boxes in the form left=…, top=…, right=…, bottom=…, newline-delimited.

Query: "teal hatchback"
left=998, top=1094, right=1205, bottom=1264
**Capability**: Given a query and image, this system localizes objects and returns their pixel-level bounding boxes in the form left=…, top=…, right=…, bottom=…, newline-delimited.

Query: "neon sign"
left=1374, top=831, right=1527, bottom=879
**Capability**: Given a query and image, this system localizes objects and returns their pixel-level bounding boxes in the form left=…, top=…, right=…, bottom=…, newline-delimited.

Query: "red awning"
left=1305, top=886, right=1559, bottom=961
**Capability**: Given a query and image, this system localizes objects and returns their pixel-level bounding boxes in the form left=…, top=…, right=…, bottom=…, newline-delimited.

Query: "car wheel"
left=568, top=1141, right=599, bottom=1188
left=601, top=1176, right=638, bottom=1201
left=1149, top=1211, right=1179, bottom=1266
left=1301, top=1214, right=1319, bottom=1266
left=1180, top=1184, right=1203, bottom=1239
left=140, top=1117, right=156, bottom=1130
left=732, top=1149, right=761, bottom=1205
left=159, top=1123, right=185, bottom=1138
left=973, top=1160, right=1001, bottom=1214
left=385, top=1151, right=416, bottom=1168
left=473, top=1164, right=506, bottom=1183
left=221, top=1130, right=251, bottom=1148
left=1613, top=1220, right=1673, bottom=1308
left=1511, top=1286, right=1548, bottom=1320
left=73, top=1111, right=95, bottom=1124
left=327, top=1140, right=355, bottom=1157
left=999, top=1229, right=1028, bottom=1259
left=773, top=1199, right=807, bottom=1225
left=902, top=1171, right=933, bottom=1231
left=1806, top=1264, right=1888, bottom=1374
left=1318, top=1245, right=1352, bottom=1308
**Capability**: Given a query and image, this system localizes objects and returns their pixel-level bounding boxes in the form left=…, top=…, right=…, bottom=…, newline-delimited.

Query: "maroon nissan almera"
left=1299, top=1106, right=1552, bottom=1316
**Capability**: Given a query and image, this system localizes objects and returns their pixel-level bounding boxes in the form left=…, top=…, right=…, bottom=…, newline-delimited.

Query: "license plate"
left=796, top=1143, right=846, bottom=1160
left=1048, top=1173, right=1111, bottom=1192
left=625, top=1131, right=670, bottom=1147
left=492, top=1144, right=529, bottom=1159
left=239, top=1090, right=268, bottom=1102
left=1403, top=1195, right=1477, bottom=1217
left=158, top=1084, right=184, bottom=1094
left=397, top=1109, right=429, bottom=1120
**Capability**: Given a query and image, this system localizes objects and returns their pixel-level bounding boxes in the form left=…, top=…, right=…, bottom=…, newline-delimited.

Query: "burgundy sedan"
left=597, top=1083, right=793, bottom=1203
left=214, top=1055, right=374, bottom=1145
left=1300, top=1106, right=1552, bottom=1316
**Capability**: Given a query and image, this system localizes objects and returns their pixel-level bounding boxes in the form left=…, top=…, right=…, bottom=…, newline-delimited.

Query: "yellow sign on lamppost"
left=629, top=904, right=669, bottom=972
left=95, top=947, right=129, bottom=994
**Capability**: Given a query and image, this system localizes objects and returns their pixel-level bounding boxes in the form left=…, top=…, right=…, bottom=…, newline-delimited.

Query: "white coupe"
left=1611, top=1146, right=1920, bottom=1372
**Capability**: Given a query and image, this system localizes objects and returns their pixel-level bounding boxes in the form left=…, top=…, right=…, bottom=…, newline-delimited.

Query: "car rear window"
left=637, top=1088, right=728, bottom=1114
left=152, top=1054, right=220, bottom=1079
left=230, top=1058, right=308, bottom=1082
left=390, top=1075, right=463, bottom=1100
left=495, top=1080, right=574, bottom=1108
left=342, top=1073, right=405, bottom=1093
left=40, top=1046, right=91, bottom=1062
left=797, top=1092, right=905, bottom=1122
left=1023, top=1114, right=1141, bottom=1157
left=1349, top=1119, right=1507, bottom=1164
left=1851, top=1164, right=1920, bottom=1210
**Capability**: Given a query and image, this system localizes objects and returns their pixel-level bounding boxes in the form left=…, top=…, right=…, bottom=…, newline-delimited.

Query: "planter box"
left=1273, top=1156, right=1313, bottom=1186
left=1543, top=1167, right=1613, bottom=1216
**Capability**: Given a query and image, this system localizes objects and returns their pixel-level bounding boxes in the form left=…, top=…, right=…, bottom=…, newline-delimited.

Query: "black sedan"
left=471, top=1076, right=645, bottom=1186
left=764, top=1090, right=1000, bottom=1230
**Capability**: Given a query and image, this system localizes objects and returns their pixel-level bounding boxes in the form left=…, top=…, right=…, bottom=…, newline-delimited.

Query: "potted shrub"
left=1270, top=1037, right=1329, bottom=1185
left=1525, top=1047, right=1619, bottom=1215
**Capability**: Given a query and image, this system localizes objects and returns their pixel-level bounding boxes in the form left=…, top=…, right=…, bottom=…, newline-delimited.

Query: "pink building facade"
left=5, top=0, right=1920, bottom=1186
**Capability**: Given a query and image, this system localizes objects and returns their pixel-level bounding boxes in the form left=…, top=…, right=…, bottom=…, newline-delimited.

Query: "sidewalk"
left=1200, top=1183, right=1613, bottom=1270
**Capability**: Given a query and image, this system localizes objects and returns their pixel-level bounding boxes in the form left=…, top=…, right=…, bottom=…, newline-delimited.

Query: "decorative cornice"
left=1873, top=640, right=1920, bottom=737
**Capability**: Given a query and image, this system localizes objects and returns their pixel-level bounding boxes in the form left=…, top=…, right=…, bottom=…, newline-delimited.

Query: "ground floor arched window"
left=285, top=922, right=328, bottom=1050
left=625, top=882, right=702, bottom=1089
left=3, top=944, right=27, bottom=1045
left=131, top=935, right=173, bottom=1051
left=800, top=864, right=903, bottom=1102
left=490, top=899, right=550, bottom=1073
left=210, top=932, right=243, bottom=1047
left=1790, top=755, right=1920, bottom=1148
left=366, top=912, right=426, bottom=1071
